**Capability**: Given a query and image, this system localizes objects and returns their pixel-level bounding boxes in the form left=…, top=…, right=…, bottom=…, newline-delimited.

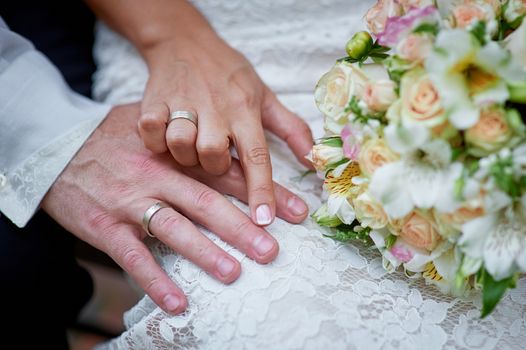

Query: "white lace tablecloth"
left=92, top=1, right=526, bottom=348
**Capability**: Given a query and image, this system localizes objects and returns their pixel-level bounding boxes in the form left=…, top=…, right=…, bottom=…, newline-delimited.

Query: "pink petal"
left=377, top=6, right=439, bottom=47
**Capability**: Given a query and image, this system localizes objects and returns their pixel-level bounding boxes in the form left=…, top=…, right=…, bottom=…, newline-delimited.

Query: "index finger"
left=232, top=116, right=275, bottom=226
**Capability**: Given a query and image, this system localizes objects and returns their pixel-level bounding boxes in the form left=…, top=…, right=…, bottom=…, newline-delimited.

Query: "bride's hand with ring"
left=86, top=0, right=314, bottom=227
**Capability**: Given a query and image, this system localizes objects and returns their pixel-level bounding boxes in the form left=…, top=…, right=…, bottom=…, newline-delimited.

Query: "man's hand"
left=41, top=103, right=309, bottom=315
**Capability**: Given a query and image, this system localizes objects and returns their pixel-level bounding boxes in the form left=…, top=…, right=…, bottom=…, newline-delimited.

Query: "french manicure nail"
left=163, top=294, right=181, bottom=313
left=217, top=257, right=236, bottom=277
left=287, top=196, right=308, bottom=216
left=252, top=234, right=275, bottom=256
left=256, top=204, right=272, bottom=225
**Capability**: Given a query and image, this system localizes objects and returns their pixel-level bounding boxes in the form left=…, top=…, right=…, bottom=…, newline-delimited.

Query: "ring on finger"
left=169, top=110, right=198, bottom=127
left=142, top=201, right=171, bottom=238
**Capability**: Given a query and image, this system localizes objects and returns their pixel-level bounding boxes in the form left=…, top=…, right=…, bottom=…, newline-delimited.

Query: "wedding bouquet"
left=309, top=0, right=526, bottom=317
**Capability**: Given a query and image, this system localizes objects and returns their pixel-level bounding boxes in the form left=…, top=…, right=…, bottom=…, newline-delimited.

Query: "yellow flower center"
left=324, top=162, right=361, bottom=195
left=464, top=65, right=498, bottom=95
left=423, top=262, right=443, bottom=282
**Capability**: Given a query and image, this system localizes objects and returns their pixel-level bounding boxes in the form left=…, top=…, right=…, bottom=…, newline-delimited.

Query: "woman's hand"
left=139, top=37, right=314, bottom=226
left=85, top=0, right=314, bottom=227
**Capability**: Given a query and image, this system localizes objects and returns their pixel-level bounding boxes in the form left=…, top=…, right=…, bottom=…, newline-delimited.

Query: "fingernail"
left=252, top=234, right=275, bottom=256
left=217, top=257, right=236, bottom=277
left=256, top=204, right=272, bottom=225
left=287, top=196, right=308, bottom=216
left=163, top=294, right=181, bottom=313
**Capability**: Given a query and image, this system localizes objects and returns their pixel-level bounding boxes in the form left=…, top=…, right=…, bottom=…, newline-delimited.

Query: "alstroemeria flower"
left=369, top=136, right=463, bottom=218
left=426, top=29, right=526, bottom=129
left=324, top=162, right=362, bottom=224
left=459, top=206, right=526, bottom=281
left=377, top=5, right=441, bottom=47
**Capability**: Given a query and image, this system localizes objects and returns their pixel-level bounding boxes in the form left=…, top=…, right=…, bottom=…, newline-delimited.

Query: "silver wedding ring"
left=169, top=110, right=198, bottom=127
left=142, top=201, right=170, bottom=238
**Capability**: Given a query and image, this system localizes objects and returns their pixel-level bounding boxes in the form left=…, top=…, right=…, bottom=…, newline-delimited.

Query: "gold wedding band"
left=168, top=110, right=198, bottom=127
left=142, top=201, right=170, bottom=238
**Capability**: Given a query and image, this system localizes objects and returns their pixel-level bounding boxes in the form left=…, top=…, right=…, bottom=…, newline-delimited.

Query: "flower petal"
left=459, top=215, right=497, bottom=259
left=483, top=221, right=522, bottom=281
left=406, top=165, right=441, bottom=209
left=370, top=162, right=414, bottom=218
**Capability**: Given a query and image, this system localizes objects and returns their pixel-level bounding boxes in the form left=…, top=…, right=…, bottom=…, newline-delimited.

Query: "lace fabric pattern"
left=92, top=1, right=526, bottom=348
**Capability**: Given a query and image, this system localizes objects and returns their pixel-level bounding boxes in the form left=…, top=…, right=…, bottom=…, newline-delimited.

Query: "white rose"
left=363, top=80, right=398, bottom=112
left=365, top=0, right=403, bottom=35
left=314, top=62, right=369, bottom=125
left=307, top=143, right=345, bottom=172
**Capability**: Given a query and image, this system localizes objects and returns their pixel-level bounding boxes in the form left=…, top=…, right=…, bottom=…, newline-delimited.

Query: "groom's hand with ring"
left=41, top=103, right=309, bottom=315
left=86, top=0, right=314, bottom=228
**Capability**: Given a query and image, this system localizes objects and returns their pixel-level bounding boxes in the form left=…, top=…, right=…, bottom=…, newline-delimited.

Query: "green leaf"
left=470, top=21, right=487, bottom=46
left=385, top=234, right=397, bottom=249
left=321, top=137, right=343, bottom=148
left=324, top=223, right=373, bottom=245
left=413, top=22, right=439, bottom=36
left=480, top=269, right=517, bottom=318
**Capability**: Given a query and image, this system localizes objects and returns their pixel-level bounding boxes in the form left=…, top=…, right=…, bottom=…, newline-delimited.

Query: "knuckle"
left=139, top=113, right=165, bottom=132
left=232, top=219, right=254, bottom=240
left=245, top=147, right=270, bottom=166
left=145, top=275, right=164, bottom=294
left=231, top=91, right=257, bottom=109
left=195, top=243, right=216, bottom=263
left=155, top=214, right=183, bottom=234
left=252, top=182, right=274, bottom=196
left=86, top=210, right=118, bottom=234
left=166, top=128, right=195, bottom=148
left=128, top=154, right=165, bottom=179
left=197, top=137, right=229, bottom=156
left=194, top=189, right=219, bottom=210
left=121, top=247, right=147, bottom=271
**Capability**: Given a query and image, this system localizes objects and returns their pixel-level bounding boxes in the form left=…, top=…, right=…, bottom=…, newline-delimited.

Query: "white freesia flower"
left=370, top=138, right=463, bottom=218
left=459, top=206, right=526, bottom=281
left=426, top=29, right=525, bottom=129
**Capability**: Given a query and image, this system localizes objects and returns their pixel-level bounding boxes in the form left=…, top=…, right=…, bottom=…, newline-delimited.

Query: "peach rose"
left=452, top=2, right=494, bottom=29
left=358, top=137, right=399, bottom=177
left=365, top=0, right=403, bottom=35
left=465, top=107, right=513, bottom=155
left=400, top=211, right=440, bottom=251
left=400, top=68, right=446, bottom=127
left=353, top=191, right=389, bottom=229
left=396, top=33, right=433, bottom=63
left=363, top=80, right=398, bottom=112
left=439, top=203, right=485, bottom=230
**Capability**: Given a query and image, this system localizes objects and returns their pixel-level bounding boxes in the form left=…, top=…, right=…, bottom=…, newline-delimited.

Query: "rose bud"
left=346, top=31, right=374, bottom=60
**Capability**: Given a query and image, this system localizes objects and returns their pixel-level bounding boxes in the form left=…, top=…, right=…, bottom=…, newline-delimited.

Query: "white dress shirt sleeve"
left=0, top=17, right=112, bottom=227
